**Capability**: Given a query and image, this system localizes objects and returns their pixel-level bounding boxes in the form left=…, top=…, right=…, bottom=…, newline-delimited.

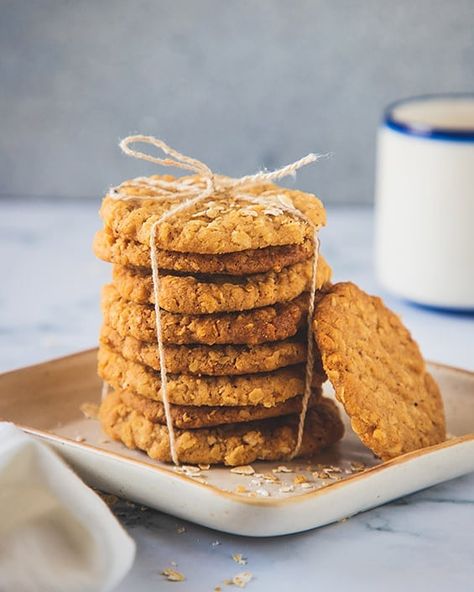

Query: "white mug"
left=375, top=94, right=474, bottom=310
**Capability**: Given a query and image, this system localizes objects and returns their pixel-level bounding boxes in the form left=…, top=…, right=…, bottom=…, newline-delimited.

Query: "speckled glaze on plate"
left=0, top=349, right=473, bottom=537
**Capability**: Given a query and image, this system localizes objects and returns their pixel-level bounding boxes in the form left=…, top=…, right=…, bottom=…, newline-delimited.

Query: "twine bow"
left=109, top=135, right=322, bottom=465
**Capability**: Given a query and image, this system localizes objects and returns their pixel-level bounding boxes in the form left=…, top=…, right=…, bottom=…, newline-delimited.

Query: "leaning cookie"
left=98, top=345, right=327, bottom=407
left=313, top=282, right=446, bottom=460
left=99, top=390, right=344, bottom=466
left=111, top=257, right=331, bottom=314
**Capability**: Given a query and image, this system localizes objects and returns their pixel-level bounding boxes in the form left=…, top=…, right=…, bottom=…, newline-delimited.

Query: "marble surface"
left=1, top=198, right=473, bottom=591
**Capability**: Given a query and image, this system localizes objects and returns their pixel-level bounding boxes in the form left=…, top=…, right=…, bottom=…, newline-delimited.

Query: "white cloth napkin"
left=0, top=423, right=135, bottom=592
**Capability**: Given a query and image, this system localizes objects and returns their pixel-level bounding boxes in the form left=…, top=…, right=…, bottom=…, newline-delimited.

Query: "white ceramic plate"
left=1, top=349, right=473, bottom=537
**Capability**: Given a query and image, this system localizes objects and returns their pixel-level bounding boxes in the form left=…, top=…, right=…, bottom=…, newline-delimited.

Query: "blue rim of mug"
left=383, top=93, right=474, bottom=142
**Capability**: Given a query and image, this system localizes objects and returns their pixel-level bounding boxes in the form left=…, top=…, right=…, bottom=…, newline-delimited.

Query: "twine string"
left=290, top=232, right=320, bottom=459
left=110, top=135, right=322, bottom=464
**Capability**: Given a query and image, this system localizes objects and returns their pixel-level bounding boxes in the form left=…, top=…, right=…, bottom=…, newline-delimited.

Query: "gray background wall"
left=1, top=0, right=473, bottom=203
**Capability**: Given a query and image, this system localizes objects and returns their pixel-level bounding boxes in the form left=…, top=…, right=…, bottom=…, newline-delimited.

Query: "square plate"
left=1, top=349, right=473, bottom=537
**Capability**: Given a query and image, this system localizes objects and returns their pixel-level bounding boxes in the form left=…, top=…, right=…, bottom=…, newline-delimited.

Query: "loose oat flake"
left=161, top=568, right=185, bottom=582
left=230, top=465, right=255, bottom=476
left=262, top=472, right=279, bottom=483
left=272, top=465, right=293, bottom=473
left=181, top=465, right=202, bottom=475
left=80, top=402, right=99, bottom=419
left=191, top=476, right=208, bottom=484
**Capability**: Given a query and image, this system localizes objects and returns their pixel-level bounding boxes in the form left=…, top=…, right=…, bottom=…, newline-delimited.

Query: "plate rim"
left=24, top=426, right=474, bottom=508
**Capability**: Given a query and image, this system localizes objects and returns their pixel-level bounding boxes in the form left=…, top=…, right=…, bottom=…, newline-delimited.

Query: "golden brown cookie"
left=100, top=175, right=326, bottom=254
left=99, top=390, right=344, bottom=465
left=111, top=257, right=331, bottom=314
left=119, top=388, right=321, bottom=429
left=100, top=324, right=308, bottom=375
left=98, top=345, right=326, bottom=407
left=94, top=227, right=314, bottom=275
left=313, top=282, right=446, bottom=460
left=102, top=284, right=309, bottom=345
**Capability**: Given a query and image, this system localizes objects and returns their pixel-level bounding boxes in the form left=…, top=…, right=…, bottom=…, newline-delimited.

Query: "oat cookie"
left=100, top=175, right=326, bottom=254
left=100, top=324, right=308, bottom=375
left=98, top=345, right=326, bottom=407
left=99, top=390, right=344, bottom=465
left=119, top=388, right=321, bottom=429
left=111, top=257, right=331, bottom=314
left=313, top=282, right=446, bottom=460
left=102, top=284, right=309, bottom=345
left=94, top=228, right=314, bottom=274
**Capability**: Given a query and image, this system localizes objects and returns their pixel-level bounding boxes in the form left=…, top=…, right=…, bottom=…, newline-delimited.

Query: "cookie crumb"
left=198, top=464, right=211, bottom=470
left=161, top=568, right=185, bottom=582
left=350, top=461, right=366, bottom=472
left=230, top=572, right=253, bottom=588
left=230, top=465, right=255, bottom=476
left=255, top=488, right=270, bottom=497
left=293, top=474, right=307, bottom=485
left=176, top=526, right=186, bottom=534
left=75, top=435, right=86, bottom=443
left=279, top=485, right=294, bottom=493
left=232, top=554, right=248, bottom=566
left=235, top=485, right=248, bottom=494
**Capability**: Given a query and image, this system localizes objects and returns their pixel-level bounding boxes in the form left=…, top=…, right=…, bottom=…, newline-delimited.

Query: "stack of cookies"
left=94, top=175, right=344, bottom=466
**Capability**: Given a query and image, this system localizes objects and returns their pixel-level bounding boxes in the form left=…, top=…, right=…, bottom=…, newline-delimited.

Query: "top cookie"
left=313, top=282, right=446, bottom=460
left=100, top=175, right=326, bottom=254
